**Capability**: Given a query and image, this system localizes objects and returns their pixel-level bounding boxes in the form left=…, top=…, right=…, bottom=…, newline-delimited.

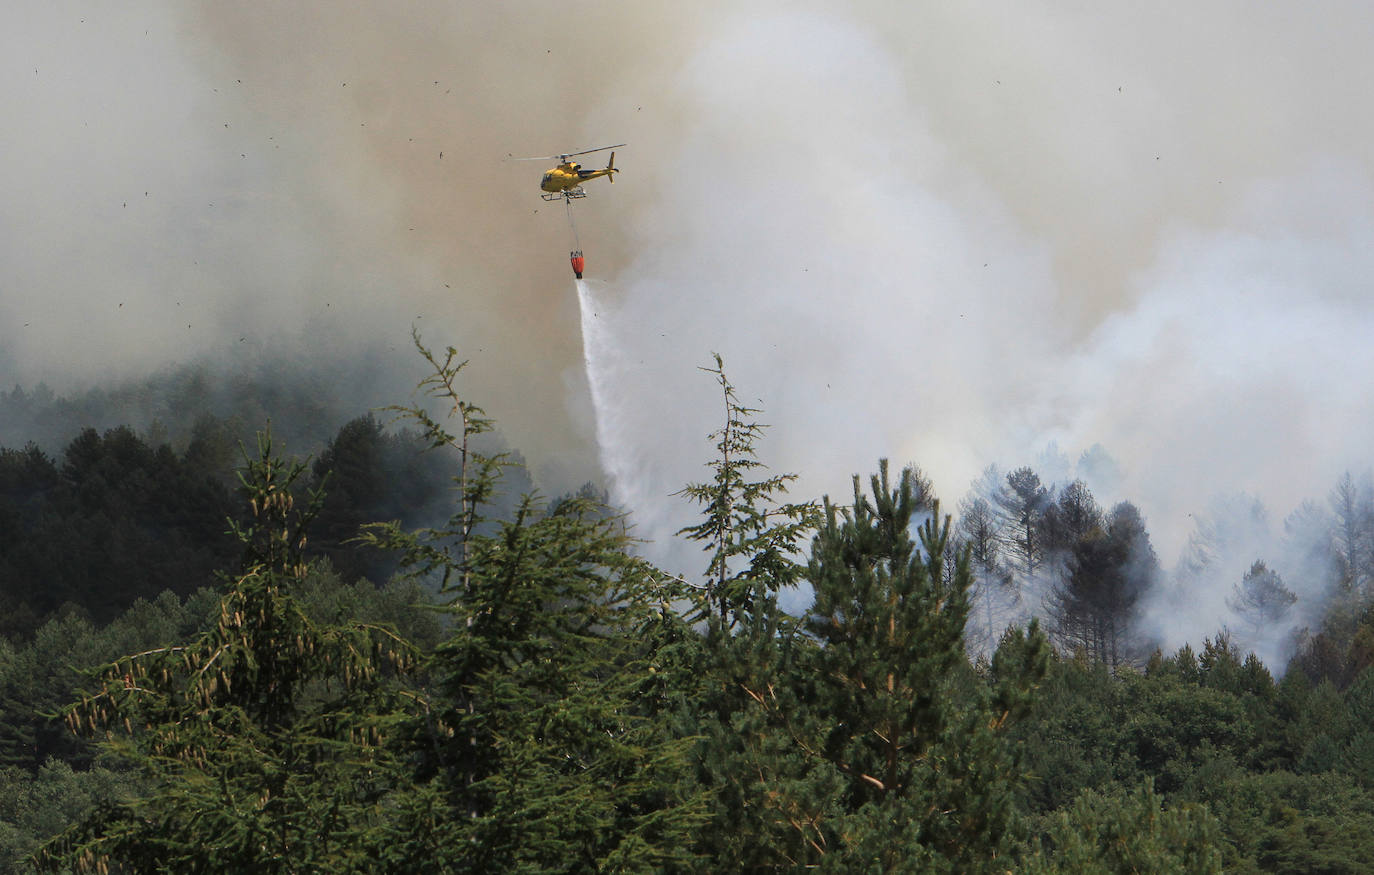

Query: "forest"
left=2, top=340, right=1373, bottom=873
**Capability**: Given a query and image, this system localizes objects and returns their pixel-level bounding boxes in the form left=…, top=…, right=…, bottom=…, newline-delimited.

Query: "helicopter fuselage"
left=540, top=155, right=617, bottom=193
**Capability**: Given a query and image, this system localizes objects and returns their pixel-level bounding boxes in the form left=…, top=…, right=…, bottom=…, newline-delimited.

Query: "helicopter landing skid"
left=542, top=187, right=587, bottom=202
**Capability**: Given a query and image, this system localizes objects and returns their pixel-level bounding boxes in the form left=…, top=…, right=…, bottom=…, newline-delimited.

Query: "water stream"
left=574, top=279, right=625, bottom=501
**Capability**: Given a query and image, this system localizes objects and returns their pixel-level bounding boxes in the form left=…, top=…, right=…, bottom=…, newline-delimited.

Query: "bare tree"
left=957, top=494, right=1015, bottom=658
left=1329, top=472, right=1374, bottom=597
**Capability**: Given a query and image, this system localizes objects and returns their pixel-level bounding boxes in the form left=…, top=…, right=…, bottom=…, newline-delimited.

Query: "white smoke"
left=1059, top=162, right=1374, bottom=663
left=590, top=8, right=1062, bottom=574
left=8, top=2, right=1374, bottom=663
left=581, top=9, right=1374, bottom=655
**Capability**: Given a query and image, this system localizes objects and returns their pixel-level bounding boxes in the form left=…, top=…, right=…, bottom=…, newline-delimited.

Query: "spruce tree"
left=360, top=329, right=504, bottom=596
left=362, top=336, right=707, bottom=872
left=666, top=358, right=831, bottom=869
left=35, top=430, right=423, bottom=873
left=676, top=354, right=819, bottom=627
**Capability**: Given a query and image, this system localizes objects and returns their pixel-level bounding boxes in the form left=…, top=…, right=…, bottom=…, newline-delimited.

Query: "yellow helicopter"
left=511, top=144, right=624, bottom=201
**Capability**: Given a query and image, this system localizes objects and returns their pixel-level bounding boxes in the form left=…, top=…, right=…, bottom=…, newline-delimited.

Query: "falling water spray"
left=574, top=279, right=631, bottom=508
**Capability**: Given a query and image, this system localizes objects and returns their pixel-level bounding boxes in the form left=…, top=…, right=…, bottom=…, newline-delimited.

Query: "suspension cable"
left=565, top=197, right=582, bottom=251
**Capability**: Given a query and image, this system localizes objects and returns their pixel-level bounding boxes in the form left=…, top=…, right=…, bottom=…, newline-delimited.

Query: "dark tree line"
left=0, top=411, right=532, bottom=639
left=0, top=428, right=236, bottom=634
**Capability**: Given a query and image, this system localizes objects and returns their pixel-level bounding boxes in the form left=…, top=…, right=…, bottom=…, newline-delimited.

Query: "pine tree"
left=998, top=466, right=1050, bottom=598
left=310, top=414, right=391, bottom=583
left=1045, top=497, right=1155, bottom=668
left=1228, top=561, right=1297, bottom=640
left=724, top=460, right=1050, bottom=871
left=1022, top=779, right=1223, bottom=874
left=1099, top=501, right=1157, bottom=664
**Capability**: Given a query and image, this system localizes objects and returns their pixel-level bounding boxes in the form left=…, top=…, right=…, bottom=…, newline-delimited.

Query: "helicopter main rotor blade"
left=507, top=143, right=626, bottom=163
left=558, top=143, right=626, bottom=159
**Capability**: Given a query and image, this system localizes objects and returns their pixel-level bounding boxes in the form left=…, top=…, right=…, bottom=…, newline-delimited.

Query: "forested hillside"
left=2, top=344, right=1373, bottom=872
left=0, top=361, right=531, bottom=637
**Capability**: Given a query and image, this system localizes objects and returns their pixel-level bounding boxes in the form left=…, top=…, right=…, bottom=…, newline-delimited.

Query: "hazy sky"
left=6, top=2, right=1374, bottom=642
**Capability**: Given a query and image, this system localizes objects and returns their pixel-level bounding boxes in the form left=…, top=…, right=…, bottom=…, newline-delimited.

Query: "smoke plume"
left=7, top=2, right=1374, bottom=659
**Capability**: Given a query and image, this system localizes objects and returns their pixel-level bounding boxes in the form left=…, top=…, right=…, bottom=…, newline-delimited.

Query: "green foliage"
left=359, top=330, right=507, bottom=596
left=417, top=495, right=707, bottom=872
left=675, top=353, right=818, bottom=626
left=0, top=591, right=221, bottom=773
left=0, top=418, right=457, bottom=638
left=33, top=431, right=424, bottom=873
left=1016, top=656, right=1128, bottom=814
left=0, top=574, right=439, bottom=869
left=1018, top=641, right=1279, bottom=819
left=308, top=414, right=456, bottom=585
left=12, top=350, right=1374, bottom=873
left=1190, top=770, right=1374, bottom=873
left=804, top=463, right=975, bottom=808
left=1121, top=671, right=1255, bottom=792
left=1023, top=779, right=1223, bottom=874
left=0, top=758, right=137, bottom=874
left=699, top=460, right=1050, bottom=871
left=1014, top=635, right=1374, bottom=871
left=359, top=339, right=707, bottom=872
left=294, top=572, right=444, bottom=654
left=682, top=586, right=823, bottom=870
left=0, top=430, right=236, bottom=632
